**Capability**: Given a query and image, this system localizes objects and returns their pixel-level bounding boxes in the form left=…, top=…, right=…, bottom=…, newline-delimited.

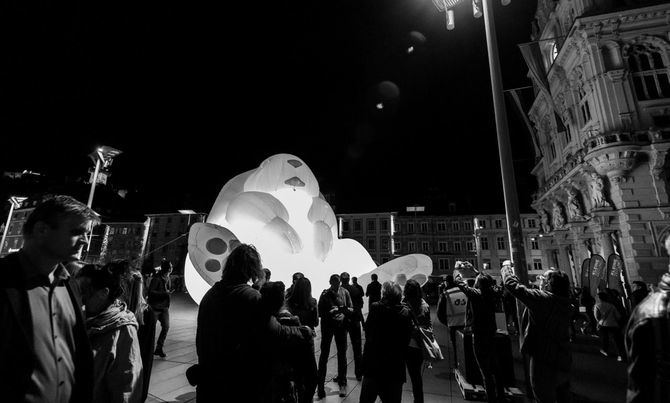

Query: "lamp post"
left=87, top=146, right=123, bottom=209
left=0, top=196, right=27, bottom=256
left=431, top=0, right=528, bottom=285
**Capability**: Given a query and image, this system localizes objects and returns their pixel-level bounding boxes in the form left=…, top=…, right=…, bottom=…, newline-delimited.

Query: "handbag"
left=408, top=306, right=444, bottom=362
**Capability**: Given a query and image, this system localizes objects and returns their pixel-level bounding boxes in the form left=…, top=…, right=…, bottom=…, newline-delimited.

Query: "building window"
left=452, top=222, right=460, bottom=231
left=393, top=222, right=399, bottom=233
left=533, top=259, right=543, bottom=271
left=628, top=45, right=670, bottom=101
left=497, top=237, right=506, bottom=250
left=368, top=239, right=376, bottom=250
left=531, top=238, right=539, bottom=250
left=408, top=241, right=416, bottom=252
left=407, top=223, right=415, bottom=233
left=122, top=228, right=128, bottom=235
left=453, top=242, right=461, bottom=252
left=167, top=217, right=172, bottom=223
left=564, top=125, right=572, bottom=143
left=439, top=258, right=449, bottom=271
left=422, top=241, right=430, bottom=252
left=578, top=86, right=592, bottom=125
left=463, top=222, right=472, bottom=231
left=381, top=219, right=388, bottom=231
left=420, top=222, right=429, bottom=233
left=481, top=237, right=489, bottom=250
left=550, top=41, right=559, bottom=63
left=382, top=238, right=389, bottom=250
left=394, top=241, right=401, bottom=252
left=466, top=241, right=474, bottom=251
left=109, top=228, right=116, bottom=235
left=438, top=241, right=447, bottom=252
left=367, top=220, right=376, bottom=232
left=437, top=222, right=447, bottom=231
left=479, top=219, right=487, bottom=229
left=342, top=221, right=349, bottom=232
left=550, top=141, right=557, bottom=160
left=527, top=219, right=537, bottom=228
left=495, top=219, right=503, bottom=229
left=354, top=220, right=361, bottom=232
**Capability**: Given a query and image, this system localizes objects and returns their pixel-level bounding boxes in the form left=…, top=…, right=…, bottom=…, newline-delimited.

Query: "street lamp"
left=87, top=145, right=123, bottom=209
left=431, top=0, right=528, bottom=285
left=0, top=196, right=27, bottom=256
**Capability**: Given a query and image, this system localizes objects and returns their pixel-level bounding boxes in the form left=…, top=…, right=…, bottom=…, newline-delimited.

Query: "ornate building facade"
left=527, top=0, right=670, bottom=286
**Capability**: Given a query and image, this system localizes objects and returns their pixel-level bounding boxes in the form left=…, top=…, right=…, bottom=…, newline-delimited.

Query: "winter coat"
left=196, top=281, right=312, bottom=403
left=503, top=271, right=573, bottom=371
left=594, top=301, right=620, bottom=328
left=87, top=301, right=143, bottom=403
left=455, top=279, right=497, bottom=337
left=404, top=298, right=432, bottom=350
left=362, top=301, right=413, bottom=382
left=317, top=287, right=352, bottom=328
left=625, top=272, right=670, bottom=403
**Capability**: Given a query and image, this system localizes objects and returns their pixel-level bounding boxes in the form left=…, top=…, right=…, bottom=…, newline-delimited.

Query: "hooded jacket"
left=625, top=272, right=670, bottom=403
left=87, top=301, right=143, bottom=403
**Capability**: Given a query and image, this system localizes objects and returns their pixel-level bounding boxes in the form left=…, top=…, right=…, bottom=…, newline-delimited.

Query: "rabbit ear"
left=188, top=223, right=240, bottom=286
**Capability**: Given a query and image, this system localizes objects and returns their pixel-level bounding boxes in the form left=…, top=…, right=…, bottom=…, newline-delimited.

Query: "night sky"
left=1, top=0, right=539, bottom=215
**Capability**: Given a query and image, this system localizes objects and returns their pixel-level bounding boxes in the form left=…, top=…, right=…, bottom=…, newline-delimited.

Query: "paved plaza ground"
left=147, top=292, right=627, bottom=403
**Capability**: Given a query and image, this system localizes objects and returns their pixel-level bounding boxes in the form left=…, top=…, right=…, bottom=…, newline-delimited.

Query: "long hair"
left=110, top=260, right=147, bottom=326
left=287, top=277, right=315, bottom=310
left=546, top=270, right=570, bottom=297
left=221, top=244, right=262, bottom=284
left=403, top=279, right=423, bottom=311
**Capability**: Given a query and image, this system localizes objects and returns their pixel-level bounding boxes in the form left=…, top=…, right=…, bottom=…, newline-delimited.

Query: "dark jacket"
left=195, top=281, right=311, bottom=403
left=625, top=272, right=670, bottom=403
left=455, top=279, right=497, bottom=337
left=0, top=252, right=94, bottom=403
left=287, top=297, right=318, bottom=329
left=404, top=298, right=432, bottom=350
left=365, top=280, right=382, bottom=304
left=362, top=301, right=413, bottom=382
left=317, top=287, right=352, bottom=328
left=342, top=283, right=364, bottom=322
left=147, top=275, right=170, bottom=310
left=503, top=271, right=573, bottom=371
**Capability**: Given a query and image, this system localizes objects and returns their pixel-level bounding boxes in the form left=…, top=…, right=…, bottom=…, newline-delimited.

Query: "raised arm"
left=454, top=273, right=480, bottom=299
left=501, top=266, right=547, bottom=307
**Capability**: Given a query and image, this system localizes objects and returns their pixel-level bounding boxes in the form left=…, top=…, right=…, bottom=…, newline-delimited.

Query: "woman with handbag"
left=403, top=279, right=432, bottom=403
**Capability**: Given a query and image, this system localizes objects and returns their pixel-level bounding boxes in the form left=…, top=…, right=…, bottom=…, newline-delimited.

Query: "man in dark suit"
left=0, top=195, right=99, bottom=403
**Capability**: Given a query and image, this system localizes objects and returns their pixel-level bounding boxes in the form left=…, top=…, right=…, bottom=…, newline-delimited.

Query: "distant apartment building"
left=144, top=212, right=207, bottom=274
left=474, top=214, right=544, bottom=282
left=85, top=220, right=150, bottom=264
left=337, top=212, right=396, bottom=265
left=336, top=211, right=478, bottom=277
left=0, top=198, right=34, bottom=256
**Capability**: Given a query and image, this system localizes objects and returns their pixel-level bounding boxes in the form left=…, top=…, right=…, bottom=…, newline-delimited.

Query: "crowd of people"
left=1, top=194, right=669, bottom=403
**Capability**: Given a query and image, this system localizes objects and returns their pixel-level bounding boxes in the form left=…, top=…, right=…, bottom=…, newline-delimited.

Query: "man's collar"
left=18, top=250, right=69, bottom=288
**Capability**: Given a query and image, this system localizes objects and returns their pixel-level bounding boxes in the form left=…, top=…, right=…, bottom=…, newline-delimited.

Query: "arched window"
left=627, top=44, right=670, bottom=101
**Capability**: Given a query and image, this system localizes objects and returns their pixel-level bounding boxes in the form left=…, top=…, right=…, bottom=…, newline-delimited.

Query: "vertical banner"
left=589, top=254, right=607, bottom=297
left=606, top=253, right=624, bottom=293
left=581, top=258, right=591, bottom=291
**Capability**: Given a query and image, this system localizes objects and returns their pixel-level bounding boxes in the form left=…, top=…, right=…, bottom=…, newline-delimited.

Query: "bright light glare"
left=407, top=46, right=414, bottom=54
left=376, top=103, right=384, bottom=110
